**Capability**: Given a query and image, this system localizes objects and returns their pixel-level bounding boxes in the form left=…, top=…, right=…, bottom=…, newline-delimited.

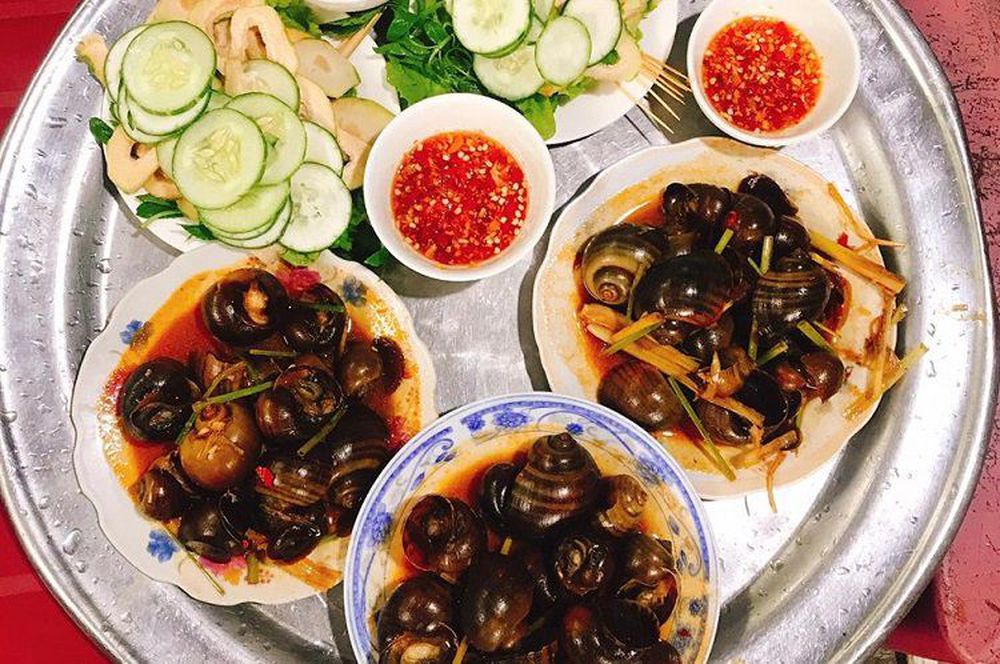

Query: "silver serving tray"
left=0, top=0, right=994, bottom=662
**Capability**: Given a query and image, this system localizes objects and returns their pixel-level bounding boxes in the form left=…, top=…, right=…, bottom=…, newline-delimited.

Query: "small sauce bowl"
left=364, top=94, right=556, bottom=282
left=687, top=0, right=861, bottom=147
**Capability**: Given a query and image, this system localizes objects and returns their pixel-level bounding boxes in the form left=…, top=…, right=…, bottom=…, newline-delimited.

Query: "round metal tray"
left=0, top=0, right=995, bottom=662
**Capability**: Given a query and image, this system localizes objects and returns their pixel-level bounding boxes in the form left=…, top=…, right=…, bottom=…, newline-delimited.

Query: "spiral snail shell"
left=579, top=225, right=670, bottom=306
left=632, top=250, right=734, bottom=328
left=752, top=250, right=831, bottom=338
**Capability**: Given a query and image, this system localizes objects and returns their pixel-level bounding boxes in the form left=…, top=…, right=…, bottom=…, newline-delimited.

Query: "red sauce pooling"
left=391, top=131, right=529, bottom=266
left=702, top=17, right=823, bottom=133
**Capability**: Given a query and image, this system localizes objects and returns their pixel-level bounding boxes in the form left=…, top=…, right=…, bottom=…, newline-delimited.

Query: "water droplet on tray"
left=38, top=495, right=49, bottom=509
left=96, top=258, right=112, bottom=274
left=2, top=410, right=17, bottom=423
left=62, top=528, right=81, bottom=555
left=75, top=560, right=87, bottom=573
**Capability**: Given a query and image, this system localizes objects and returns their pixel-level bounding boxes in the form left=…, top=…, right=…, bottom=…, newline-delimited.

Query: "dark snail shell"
left=282, top=283, right=349, bottom=353
left=379, top=625, right=457, bottom=664
left=477, top=462, right=518, bottom=533
left=120, top=358, right=200, bottom=442
left=403, top=495, right=487, bottom=578
left=505, top=433, right=601, bottom=538
left=325, top=403, right=391, bottom=536
left=338, top=340, right=385, bottom=398
left=698, top=370, right=791, bottom=445
left=688, top=183, right=733, bottom=227
left=597, top=362, right=682, bottom=431
left=618, top=573, right=679, bottom=624
left=265, top=452, right=332, bottom=507
left=683, top=313, right=734, bottom=363
left=518, top=547, right=564, bottom=611
left=632, top=251, right=734, bottom=328
left=552, top=534, right=615, bottom=596
left=201, top=269, right=290, bottom=345
left=701, top=346, right=755, bottom=398
left=619, top=534, right=674, bottom=588
left=461, top=552, right=535, bottom=653
left=255, top=359, right=344, bottom=445
left=561, top=600, right=660, bottom=664
left=268, top=522, right=325, bottom=562
left=579, top=225, right=670, bottom=306
left=255, top=494, right=327, bottom=561
left=179, top=401, right=262, bottom=492
left=189, top=350, right=249, bottom=395
left=647, top=319, right=695, bottom=347
left=728, top=193, right=776, bottom=252
left=774, top=216, right=811, bottom=258
left=178, top=501, right=244, bottom=563
left=134, top=462, right=191, bottom=520
left=752, top=250, right=831, bottom=339
left=593, top=474, right=648, bottom=536
left=377, top=574, right=457, bottom=651
left=738, top=173, right=799, bottom=218
left=660, top=182, right=698, bottom=231
left=773, top=351, right=845, bottom=402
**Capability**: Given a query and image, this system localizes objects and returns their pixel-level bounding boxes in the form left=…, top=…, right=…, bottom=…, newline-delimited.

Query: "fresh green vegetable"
left=322, top=7, right=384, bottom=35
left=281, top=247, right=321, bottom=266
left=267, top=0, right=321, bottom=36
left=89, top=117, right=113, bottom=144
left=331, top=189, right=392, bottom=268
left=136, top=194, right=185, bottom=222
left=182, top=224, right=216, bottom=240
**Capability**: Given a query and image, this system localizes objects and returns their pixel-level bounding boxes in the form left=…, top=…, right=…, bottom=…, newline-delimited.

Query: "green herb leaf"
left=364, top=246, right=392, bottom=268
left=89, top=117, right=113, bottom=145
left=320, top=7, right=383, bottom=35
left=384, top=59, right=451, bottom=106
left=136, top=199, right=183, bottom=220
left=598, top=50, right=620, bottom=66
left=182, top=224, right=215, bottom=241
left=281, top=247, right=321, bottom=266
left=515, top=95, right=557, bottom=139
left=267, top=0, right=321, bottom=36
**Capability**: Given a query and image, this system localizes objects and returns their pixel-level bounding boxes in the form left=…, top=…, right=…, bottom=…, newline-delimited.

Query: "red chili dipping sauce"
left=702, top=16, right=823, bottom=133
left=391, top=131, right=529, bottom=266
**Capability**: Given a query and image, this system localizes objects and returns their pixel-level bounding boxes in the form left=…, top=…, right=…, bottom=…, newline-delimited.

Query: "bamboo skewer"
left=337, top=11, right=382, bottom=58
left=616, top=83, right=674, bottom=134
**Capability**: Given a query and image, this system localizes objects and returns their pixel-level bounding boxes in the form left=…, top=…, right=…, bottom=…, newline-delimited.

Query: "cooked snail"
left=738, top=173, right=798, bottom=218
left=179, top=401, right=262, bottom=491
left=255, top=358, right=343, bottom=444
left=597, top=362, right=682, bottom=431
left=553, top=534, right=615, bottom=596
left=378, top=574, right=457, bottom=652
left=461, top=552, right=535, bottom=652
left=773, top=215, right=811, bottom=258
left=505, top=433, right=601, bottom=538
left=478, top=462, right=518, bottom=532
left=325, top=403, right=391, bottom=536
left=403, top=495, right=486, bottom=577
left=632, top=251, right=734, bottom=328
left=773, top=351, right=845, bottom=402
left=134, top=460, right=191, bottom=520
left=688, top=183, right=732, bottom=226
left=579, top=225, right=670, bottom=307
left=700, top=346, right=754, bottom=398
left=178, top=500, right=245, bottom=563
left=561, top=600, right=662, bottom=664
left=201, top=268, right=289, bottom=345
left=728, top=193, right=776, bottom=252
left=282, top=283, right=349, bottom=353
left=752, top=250, right=831, bottom=339
left=120, top=358, right=200, bottom=442
left=594, top=474, right=648, bottom=536
left=683, top=313, right=734, bottom=363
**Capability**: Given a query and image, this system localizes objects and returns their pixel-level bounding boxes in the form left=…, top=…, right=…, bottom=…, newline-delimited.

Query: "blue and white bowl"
left=344, top=392, right=720, bottom=663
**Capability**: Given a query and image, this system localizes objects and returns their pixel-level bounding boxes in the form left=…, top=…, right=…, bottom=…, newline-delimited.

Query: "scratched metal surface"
left=0, top=0, right=993, bottom=662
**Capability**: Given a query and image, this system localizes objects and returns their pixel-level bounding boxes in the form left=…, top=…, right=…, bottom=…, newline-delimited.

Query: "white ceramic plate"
left=532, top=138, right=895, bottom=499
left=345, top=393, right=720, bottom=663
left=70, top=245, right=437, bottom=605
left=109, top=35, right=399, bottom=253
left=549, top=0, right=679, bottom=145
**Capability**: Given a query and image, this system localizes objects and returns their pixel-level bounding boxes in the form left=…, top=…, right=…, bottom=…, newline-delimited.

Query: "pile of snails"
left=581, top=175, right=847, bottom=462
left=121, top=268, right=404, bottom=565
left=375, top=433, right=681, bottom=664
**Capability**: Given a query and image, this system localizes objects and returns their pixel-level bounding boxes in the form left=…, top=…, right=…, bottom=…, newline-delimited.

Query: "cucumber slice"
left=157, top=137, right=178, bottom=180
left=532, top=0, right=553, bottom=20
left=207, top=90, right=231, bottom=110
left=172, top=108, right=266, bottom=209
left=219, top=202, right=292, bottom=249
left=473, top=44, right=545, bottom=101
left=227, top=92, right=307, bottom=185
left=280, top=163, right=352, bottom=253
left=526, top=16, right=544, bottom=43
left=127, top=88, right=211, bottom=136
left=563, top=0, right=622, bottom=65
left=117, top=88, right=170, bottom=144
left=198, top=181, right=290, bottom=234
left=228, top=60, right=300, bottom=109
left=303, top=121, right=344, bottom=176
left=104, top=26, right=146, bottom=98
left=121, top=21, right=216, bottom=114
left=452, top=0, right=531, bottom=55
left=535, top=16, right=591, bottom=85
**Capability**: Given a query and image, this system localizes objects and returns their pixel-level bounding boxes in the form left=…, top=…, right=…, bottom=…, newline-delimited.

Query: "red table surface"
left=0, top=0, right=998, bottom=661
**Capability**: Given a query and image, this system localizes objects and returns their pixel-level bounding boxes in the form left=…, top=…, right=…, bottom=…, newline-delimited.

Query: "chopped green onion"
left=200, top=381, right=274, bottom=406
left=667, top=377, right=736, bottom=481
left=714, top=228, right=734, bottom=254
left=203, top=361, right=247, bottom=400
left=175, top=412, right=196, bottom=444
left=304, top=302, right=345, bottom=313
left=296, top=405, right=347, bottom=457
left=248, top=348, right=297, bottom=358
left=760, top=236, right=774, bottom=274
left=747, top=256, right=763, bottom=276
left=796, top=321, right=838, bottom=355
left=164, top=530, right=225, bottom=595
left=757, top=341, right=788, bottom=366
left=748, top=319, right=759, bottom=361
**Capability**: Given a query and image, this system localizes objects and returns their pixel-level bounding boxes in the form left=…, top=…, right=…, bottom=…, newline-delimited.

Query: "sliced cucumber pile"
left=102, top=19, right=357, bottom=254
left=467, top=0, right=626, bottom=101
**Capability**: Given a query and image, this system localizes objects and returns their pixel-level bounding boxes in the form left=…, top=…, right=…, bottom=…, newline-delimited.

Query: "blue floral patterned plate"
left=344, top=392, right=720, bottom=663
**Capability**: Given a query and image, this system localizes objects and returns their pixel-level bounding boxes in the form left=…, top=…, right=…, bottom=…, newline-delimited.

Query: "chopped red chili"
left=391, top=131, right=529, bottom=266
left=702, top=16, right=823, bottom=134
